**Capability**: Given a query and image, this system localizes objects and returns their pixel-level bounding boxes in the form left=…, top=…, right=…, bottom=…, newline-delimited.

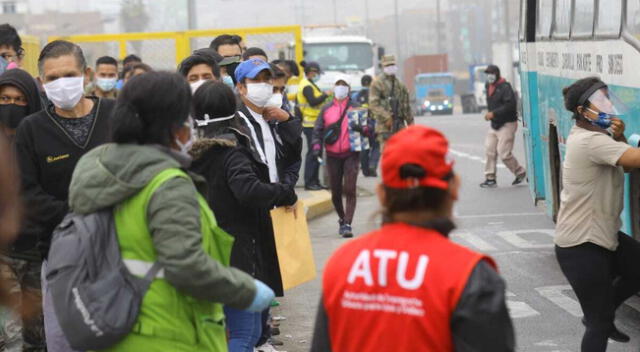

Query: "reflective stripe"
left=123, top=259, right=165, bottom=279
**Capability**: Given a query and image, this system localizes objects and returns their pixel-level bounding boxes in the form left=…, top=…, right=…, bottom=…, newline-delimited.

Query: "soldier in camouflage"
left=368, top=55, right=414, bottom=146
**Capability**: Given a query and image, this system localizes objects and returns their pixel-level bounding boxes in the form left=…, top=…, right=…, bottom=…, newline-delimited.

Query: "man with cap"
left=311, top=125, right=515, bottom=352
left=480, top=64, right=526, bottom=188
left=369, top=54, right=413, bottom=149
left=297, top=60, right=329, bottom=190
left=235, top=58, right=302, bottom=188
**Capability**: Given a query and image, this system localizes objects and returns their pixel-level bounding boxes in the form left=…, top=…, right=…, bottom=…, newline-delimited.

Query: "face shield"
left=580, top=86, right=628, bottom=129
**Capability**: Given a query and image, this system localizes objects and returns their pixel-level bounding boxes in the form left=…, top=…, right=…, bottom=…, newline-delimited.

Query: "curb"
left=302, top=190, right=334, bottom=221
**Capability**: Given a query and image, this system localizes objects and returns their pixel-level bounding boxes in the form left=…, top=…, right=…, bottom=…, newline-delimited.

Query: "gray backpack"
left=46, top=209, right=161, bottom=350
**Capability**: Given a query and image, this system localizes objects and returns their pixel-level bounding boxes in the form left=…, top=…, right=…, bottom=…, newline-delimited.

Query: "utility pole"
left=435, top=0, right=442, bottom=54
left=187, top=0, right=197, bottom=30
left=364, top=0, right=370, bottom=37
left=394, top=0, right=401, bottom=61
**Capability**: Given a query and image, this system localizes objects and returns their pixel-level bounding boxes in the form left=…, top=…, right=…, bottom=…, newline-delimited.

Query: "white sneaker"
left=256, top=342, right=286, bottom=352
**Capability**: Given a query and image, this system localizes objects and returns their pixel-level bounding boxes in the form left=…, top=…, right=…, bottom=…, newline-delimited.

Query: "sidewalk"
left=268, top=176, right=380, bottom=352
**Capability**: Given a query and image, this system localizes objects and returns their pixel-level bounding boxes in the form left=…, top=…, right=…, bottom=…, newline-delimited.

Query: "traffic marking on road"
left=536, top=285, right=583, bottom=318
left=497, top=229, right=555, bottom=249
left=449, top=148, right=506, bottom=168
left=451, top=232, right=498, bottom=252
left=508, top=300, right=541, bottom=319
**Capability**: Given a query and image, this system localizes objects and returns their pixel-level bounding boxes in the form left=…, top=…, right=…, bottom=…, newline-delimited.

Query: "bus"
left=415, top=73, right=455, bottom=115
left=518, top=0, right=640, bottom=237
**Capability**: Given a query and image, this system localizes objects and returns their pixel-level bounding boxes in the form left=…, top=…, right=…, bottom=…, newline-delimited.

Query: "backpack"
left=46, top=209, right=161, bottom=350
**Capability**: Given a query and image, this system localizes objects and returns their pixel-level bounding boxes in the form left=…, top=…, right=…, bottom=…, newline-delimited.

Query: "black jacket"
left=311, top=220, right=515, bottom=352
left=12, top=98, right=115, bottom=259
left=189, top=129, right=297, bottom=297
left=237, top=104, right=302, bottom=187
left=486, top=80, right=518, bottom=130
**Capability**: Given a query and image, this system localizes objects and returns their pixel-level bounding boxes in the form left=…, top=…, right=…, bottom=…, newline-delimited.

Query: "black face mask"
left=0, top=104, right=28, bottom=129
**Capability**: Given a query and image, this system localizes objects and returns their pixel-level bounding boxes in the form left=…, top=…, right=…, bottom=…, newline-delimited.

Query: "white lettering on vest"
left=373, top=249, right=397, bottom=287
left=347, top=250, right=374, bottom=286
left=396, top=252, right=429, bottom=290
left=347, top=249, right=429, bottom=290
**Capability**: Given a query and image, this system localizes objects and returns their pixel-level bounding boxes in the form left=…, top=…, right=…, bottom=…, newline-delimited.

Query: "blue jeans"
left=224, top=306, right=262, bottom=352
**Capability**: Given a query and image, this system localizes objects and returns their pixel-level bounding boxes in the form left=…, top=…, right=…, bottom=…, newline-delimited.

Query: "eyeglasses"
left=0, top=95, right=27, bottom=106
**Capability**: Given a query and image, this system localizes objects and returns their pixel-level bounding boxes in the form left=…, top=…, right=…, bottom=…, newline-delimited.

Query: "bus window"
left=572, top=0, right=595, bottom=37
left=536, top=0, right=553, bottom=39
left=595, top=0, right=622, bottom=37
left=553, top=0, right=571, bottom=38
left=627, top=0, right=640, bottom=38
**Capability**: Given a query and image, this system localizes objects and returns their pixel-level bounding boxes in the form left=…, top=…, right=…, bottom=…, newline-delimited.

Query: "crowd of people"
left=0, top=17, right=637, bottom=352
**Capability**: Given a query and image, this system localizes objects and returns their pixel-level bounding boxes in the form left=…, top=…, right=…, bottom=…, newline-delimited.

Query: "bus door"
left=519, top=0, right=545, bottom=204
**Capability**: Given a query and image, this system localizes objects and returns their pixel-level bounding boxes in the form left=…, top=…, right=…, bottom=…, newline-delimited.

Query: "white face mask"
left=265, top=93, right=283, bottom=108
left=486, top=74, right=497, bottom=84
left=190, top=79, right=207, bottom=94
left=334, top=85, right=350, bottom=100
left=383, top=65, right=398, bottom=76
left=96, top=77, right=117, bottom=92
left=44, top=77, right=85, bottom=110
left=245, top=82, right=273, bottom=108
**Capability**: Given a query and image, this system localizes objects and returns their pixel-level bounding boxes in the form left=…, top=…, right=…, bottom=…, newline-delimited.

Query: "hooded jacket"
left=190, top=128, right=297, bottom=297
left=69, top=143, right=256, bottom=307
left=0, top=69, right=43, bottom=130
left=486, top=79, right=518, bottom=130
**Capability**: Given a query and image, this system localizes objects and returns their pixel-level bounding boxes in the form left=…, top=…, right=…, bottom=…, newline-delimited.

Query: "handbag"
left=323, top=100, right=350, bottom=145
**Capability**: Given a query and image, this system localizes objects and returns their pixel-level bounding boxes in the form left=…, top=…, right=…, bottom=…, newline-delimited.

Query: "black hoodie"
left=0, top=69, right=42, bottom=130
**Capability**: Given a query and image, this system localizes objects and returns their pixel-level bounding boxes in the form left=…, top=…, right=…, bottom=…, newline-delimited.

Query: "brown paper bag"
left=270, top=201, right=317, bottom=290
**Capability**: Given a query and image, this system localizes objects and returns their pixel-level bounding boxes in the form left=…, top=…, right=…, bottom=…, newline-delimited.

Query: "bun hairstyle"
left=111, top=71, right=191, bottom=146
left=562, top=76, right=604, bottom=119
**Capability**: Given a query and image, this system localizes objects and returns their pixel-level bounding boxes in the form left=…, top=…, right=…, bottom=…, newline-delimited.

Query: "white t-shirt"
left=555, top=125, right=631, bottom=250
left=239, top=109, right=279, bottom=183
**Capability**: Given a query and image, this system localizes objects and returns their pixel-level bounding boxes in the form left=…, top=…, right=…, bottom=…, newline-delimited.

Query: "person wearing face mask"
left=189, top=81, right=297, bottom=352
left=297, top=61, right=329, bottom=191
left=311, top=77, right=370, bottom=238
left=369, top=55, right=413, bottom=148
left=86, top=56, right=118, bottom=99
left=0, top=68, right=43, bottom=352
left=12, top=40, right=116, bottom=351
left=66, top=72, right=272, bottom=352
left=0, top=68, right=42, bottom=141
left=178, top=53, right=220, bottom=93
left=555, top=77, right=640, bottom=352
left=480, top=64, right=526, bottom=188
left=235, top=58, right=302, bottom=189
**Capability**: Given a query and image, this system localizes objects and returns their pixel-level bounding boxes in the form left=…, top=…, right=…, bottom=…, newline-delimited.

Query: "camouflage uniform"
left=0, top=256, right=45, bottom=352
left=368, top=73, right=414, bottom=145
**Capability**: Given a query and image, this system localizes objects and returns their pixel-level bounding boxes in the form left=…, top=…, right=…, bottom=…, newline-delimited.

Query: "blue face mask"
left=586, top=108, right=614, bottom=129
left=222, top=75, right=234, bottom=89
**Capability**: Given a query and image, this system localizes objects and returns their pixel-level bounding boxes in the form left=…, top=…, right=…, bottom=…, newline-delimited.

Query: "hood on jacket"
left=190, top=137, right=237, bottom=161
left=68, top=143, right=186, bottom=214
left=0, top=68, right=43, bottom=116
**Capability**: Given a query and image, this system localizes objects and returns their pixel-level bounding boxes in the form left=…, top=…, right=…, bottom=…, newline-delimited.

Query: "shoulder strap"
left=337, top=98, right=350, bottom=126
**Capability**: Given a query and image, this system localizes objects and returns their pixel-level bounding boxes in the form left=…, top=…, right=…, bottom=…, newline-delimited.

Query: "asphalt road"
left=273, top=112, right=640, bottom=352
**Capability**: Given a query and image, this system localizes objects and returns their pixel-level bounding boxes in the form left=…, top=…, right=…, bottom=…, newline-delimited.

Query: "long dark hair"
left=111, top=71, right=191, bottom=146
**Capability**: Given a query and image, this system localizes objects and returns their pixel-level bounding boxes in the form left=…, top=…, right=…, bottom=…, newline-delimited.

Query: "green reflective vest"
left=102, top=168, right=233, bottom=352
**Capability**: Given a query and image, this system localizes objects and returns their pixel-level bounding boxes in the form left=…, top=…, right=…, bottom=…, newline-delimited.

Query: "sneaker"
left=581, top=317, right=630, bottom=343
left=255, top=343, right=285, bottom=352
left=342, top=224, right=353, bottom=238
left=512, top=172, right=527, bottom=186
left=479, top=179, right=497, bottom=188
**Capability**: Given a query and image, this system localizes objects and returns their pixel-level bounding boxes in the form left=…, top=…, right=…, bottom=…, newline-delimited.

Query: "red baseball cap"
left=382, top=125, right=454, bottom=190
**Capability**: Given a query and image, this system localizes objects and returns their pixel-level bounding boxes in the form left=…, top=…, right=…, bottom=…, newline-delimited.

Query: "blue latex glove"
left=246, top=279, right=275, bottom=312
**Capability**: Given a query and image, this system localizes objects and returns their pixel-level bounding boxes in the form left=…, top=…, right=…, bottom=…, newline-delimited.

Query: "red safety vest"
left=322, top=222, right=496, bottom=352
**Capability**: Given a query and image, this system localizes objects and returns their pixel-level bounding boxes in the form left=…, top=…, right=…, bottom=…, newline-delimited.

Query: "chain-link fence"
left=50, top=26, right=303, bottom=72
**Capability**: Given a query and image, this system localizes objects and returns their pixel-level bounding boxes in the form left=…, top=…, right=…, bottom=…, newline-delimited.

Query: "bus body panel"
left=522, top=38, right=640, bottom=235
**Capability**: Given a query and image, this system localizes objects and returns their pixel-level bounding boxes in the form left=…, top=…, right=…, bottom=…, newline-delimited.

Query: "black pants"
left=326, top=153, right=360, bottom=225
left=555, top=233, right=640, bottom=352
left=360, top=134, right=380, bottom=175
left=303, top=127, right=320, bottom=187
